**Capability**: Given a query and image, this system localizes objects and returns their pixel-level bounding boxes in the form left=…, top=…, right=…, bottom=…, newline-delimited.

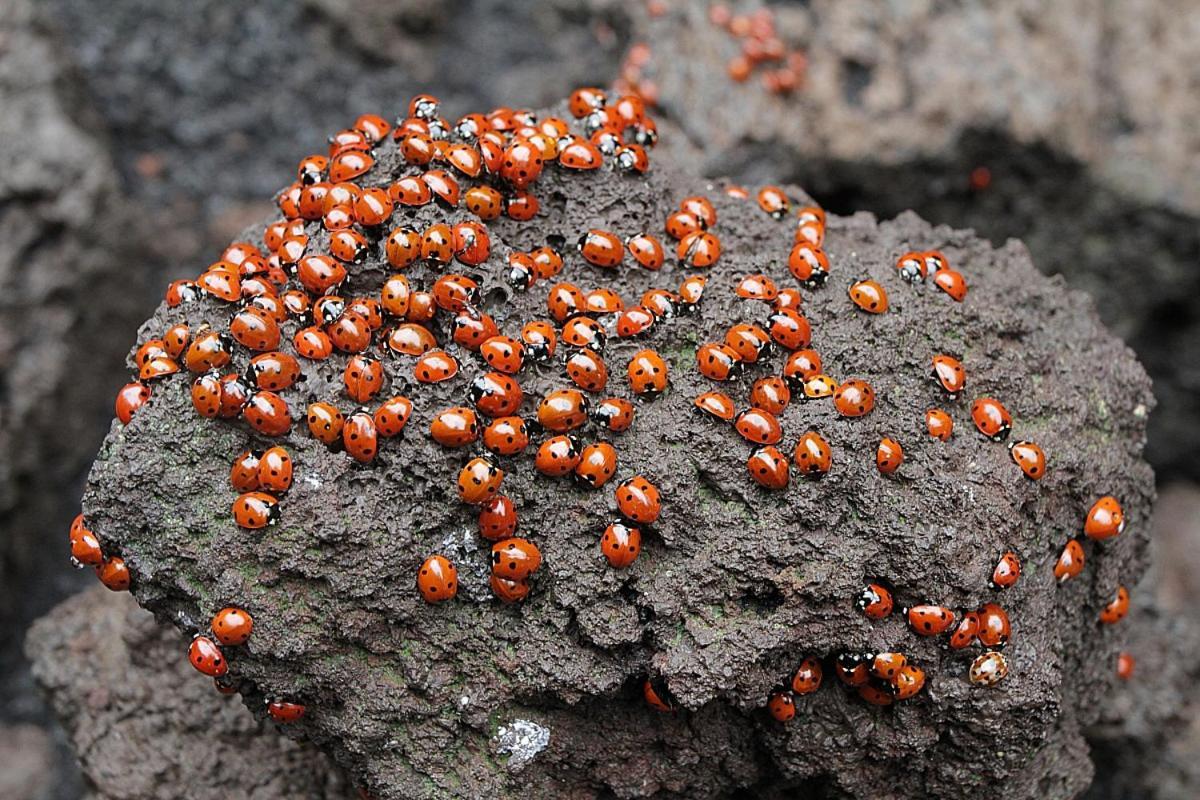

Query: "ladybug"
left=769, top=343, right=816, bottom=378
left=432, top=274, right=480, bottom=313
left=354, top=112, right=390, bottom=142
left=768, top=691, right=796, bottom=722
left=248, top=352, right=303, bottom=391
left=750, top=376, right=790, bottom=415
left=266, top=700, right=307, bottom=723
left=694, top=391, right=736, bottom=422
left=893, top=665, right=926, bottom=700
left=791, top=658, right=823, bottom=695
left=115, top=382, right=151, bottom=424
left=600, top=521, right=641, bottom=568
left=627, top=349, right=668, bottom=396
left=414, top=350, right=459, bottom=383
left=188, top=636, right=228, bottom=677
left=793, top=431, right=832, bottom=477
left=1117, top=652, right=1135, bottom=681
left=69, top=514, right=103, bottom=567
left=756, top=186, right=790, bottom=219
left=1084, top=496, right=1125, bottom=539
left=385, top=228, right=422, bottom=269
left=96, top=556, right=131, bottom=592
left=933, top=268, right=968, bottom=302
left=479, top=495, right=518, bottom=541
left=834, top=652, right=871, bottom=686
left=678, top=275, right=708, bottom=311
left=871, top=652, right=907, bottom=682
left=734, top=408, right=782, bottom=445
left=566, top=349, right=609, bottom=393
left=591, top=397, right=635, bottom=432
left=430, top=406, right=479, bottom=448
left=856, top=583, right=893, bottom=620
left=848, top=280, right=888, bottom=313
left=575, top=442, right=618, bottom=488
left=724, top=323, right=772, bottom=363
left=217, top=375, right=251, bottom=419
left=643, top=677, right=674, bottom=713
left=232, top=492, right=280, bottom=530
left=139, top=355, right=179, bottom=382
left=664, top=210, right=703, bottom=240
left=184, top=331, right=233, bottom=373
left=641, top=289, right=678, bottom=319
left=469, top=372, right=524, bottom=418
left=307, top=402, right=345, bottom=445
left=531, top=246, right=565, bottom=281
left=162, top=324, right=191, bottom=357
left=895, top=251, right=928, bottom=284
left=387, top=323, right=436, bottom=356
left=417, top=555, right=458, bottom=603
left=406, top=291, right=437, bottom=323
left=343, top=355, right=384, bottom=404
left=626, top=233, right=665, bottom=270
left=766, top=309, right=811, bottom=351
left=677, top=230, right=721, bottom=268
left=464, top=185, right=504, bottom=220
left=535, top=434, right=583, bottom=477
left=483, top=416, right=530, bottom=456
left=490, top=574, right=531, bottom=603
left=342, top=410, right=379, bottom=463
left=537, top=389, right=588, bottom=432
left=616, top=476, right=661, bottom=523
left=296, top=254, right=347, bottom=294
left=451, top=312, right=499, bottom=351
left=787, top=244, right=829, bottom=288
left=1099, top=586, right=1130, bottom=625
left=1009, top=441, right=1046, bottom=480
left=198, top=268, right=241, bottom=302
left=991, top=551, right=1022, bottom=589
left=970, top=397, right=1012, bottom=441
left=329, top=150, right=374, bottom=182
left=747, top=446, right=790, bottom=490
left=445, top=143, right=482, bottom=177
left=562, top=317, right=607, bottom=351
left=380, top=275, right=414, bottom=318
left=476, top=337, right=524, bottom=375
left=1055, top=539, right=1086, bottom=582
left=679, top=196, right=716, bottom=228
left=547, top=283, right=586, bottom=323
left=505, top=190, right=539, bottom=221
left=506, top=252, right=536, bottom=291
left=969, top=651, right=1008, bottom=687
left=452, top=221, right=490, bottom=266
left=833, top=379, right=875, bottom=417
left=559, top=137, right=605, bottom=170
left=211, top=608, right=254, bottom=647
left=282, top=290, right=311, bottom=318
left=258, top=446, right=293, bottom=493
left=794, top=208, right=825, bottom=246
left=243, top=392, right=291, bottom=436
left=352, top=187, right=394, bottom=227
left=696, top=343, right=742, bottom=382
left=499, top=140, right=544, bottom=187
left=327, top=312, right=373, bottom=353
left=976, top=602, right=1011, bottom=647
left=491, top=538, right=542, bottom=581
left=585, top=288, right=624, bottom=316
left=949, top=611, right=981, bottom=650
left=569, top=87, right=607, bottom=117
left=578, top=230, right=624, bottom=269
left=798, top=374, right=837, bottom=401
left=367, top=396, right=410, bottom=439
left=616, top=306, right=656, bottom=338
left=230, top=450, right=262, bottom=492
left=876, top=437, right=904, bottom=474
left=457, top=456, right=504, bottom=505
left=905, top=604, right=956, bottom=636
left=931, top=354, right=965, bottom=398
left=925, top=408, right=954, bottom=441
left=165, top=279, right=200, bottom=307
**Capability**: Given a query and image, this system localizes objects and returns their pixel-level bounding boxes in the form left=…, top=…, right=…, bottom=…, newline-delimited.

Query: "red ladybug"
left=307, top=402, right=345, bottom=445
left=218, top=375, right=251, bottom=419
left=724, top=323, right=772, bottom=363
left=343, top=355, right=384, bottom=404
left=115, top=382, right=151, bottom=424
left=547, top=283, right=586, bottom=323
left=782, top=349, right=822, bottom=383
left=833, top=379, right=875, bottom=417
left=500, top=140, right=544, bottom=187
left=385, top=228, right=421, bottom=269
left=1116, top=652, right=1135, bottom=681
left=735, top=408, right=782, bottom=446
left=678, top=275, right=708, bottom=310
left=848, top=280, right=888, bottom=313
left=976, top=602, right=1011, bottom=646
left=480, top=336, right=525, bottom=374
left=188, top=635, right=228, bottom=677
left=834, top=652, right=871, bottom=687
left=387, top=323, right=436, bottom=356
left=787, top=244, right=829, bottom=288
left=664, top=209, right=703, bottom=240
left=768, top=691, right=796, bottom=722
left=871, top=652, right=907, bottom=682
left=750, top=376, right=790, bottom=415
left=535, top=435, right=583, bottom=477
left=258, top=446, right=293, bottom=493
left=895, top=251, right=928, bottom=283
left=482, top=416, right=530, bottom=456
left=232, top=492, right=280, bottom=529
left=560, top=137, right=605, bottom=170
left=1055, top=539, right=1086, bottom=582
left=1084, top=496, right=1125, bottom=539
left=184, top=330, right=233, bottom=373
left=591, top=397, right=635, bottom=432
left=490, top=574, right=531, bottom=603
left=566, top=349, right=609, bottom=393
left=641, top=289, right=678, bottom=319
left=600, top=521, right=641, bottom=568
left=327, top=312, right=372, bottom=353
left=677, top=231, right=721, bottom=268
left=243, top=392, right=291, bottom=436
left=561, top=317, right=607, bottom=351
left=469, top=372, right=524, bottom=418
left=296, top=254, right=347, bottom=295
left=694, top=391, right=736, bottom=422
left=417, top=555, right=458, bottom=603
left=69, top=514, right=104, bottom=567
left=329, top=150, right=374, bottom=182
left=230, top=450, right=262, bottom=492
left=1010, top=441, right=1046, bottom=480
left=432, top=274, right=480, bottom=313
left=925, top=408, right=954, bottom=441
left=756, top=186, right=790, bottom=219
left=464, top=185, right=504, bottom=220
left=791, top=658, right=823, bottom=695
left=575, top=442, right=618, bottom=488
left=856, top=583, right=893, bottom=619
left=876, top=437, right=904, bottom=474
left=793, top=431, right=832, bottom=477
left=616, top=306, right=656, bottom=338
left=266, top=701, right=307, bottom=723
left=933, top=267, right=968, bottom=302
left=211, top=608, right=254, bottom=646
left=894, top=665, right=926, bottom=700
left=616, top=476, right=661, bottom=523
left=578, top=230, right=624, bottom=269
left=491, top=538, right=542, bottom=581
left=1100, top=585, right=1130, bottom=625
left=505, top=191, right=539, bottom=221
left=627, top=349, right=668, bottom=396
left=626, top=233, right=665, bottom=270
left=341, top=410, right=379, bottom=463
left=747, top=446, right=790, bottom=490
left=585, top=288, right=624, bottom=316
left=736, top=274, right=778, bottom=301
left=420, top=223, right=456, bottom=264
left=531, top=246, right=565, bottom=281
left=538, top=389, right=589, bottom=432
left=430, top=406, right=479, bottom=448
left=569, top=87, right=607, bottom=117
left=352, top=187, right=394, bottom=226
left=991, top=551, right=1022, bottom=589
left=696, top=343, right=742, bottom=381
left=248, top=352, right=302, bottom=391
left=905, top=604, right=956, bottom=636
left=643, top=677, right=675, bottom=713
left=931, top=354, right=965, bottom=398
left=971, top=397, right=1012, bottom=441
left=414, top=350, right=459, bottom=383
left=96, top=556, right=131, bottom=591
left=767, top=309, right=811, bottom=351
left=294, top=326, right=335, bottom=360
left=949, top=611, right=980, bottom=650
left=479, top=495, right=518, bottom=541
left=457, top=457, right=504, bottom=505
left=371, top=396, right=412, bottom=438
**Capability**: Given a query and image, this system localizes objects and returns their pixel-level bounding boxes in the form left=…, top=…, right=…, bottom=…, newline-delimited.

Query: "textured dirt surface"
left=27, top=587, right=357, bottom=800
left=81, top=99, right=1154, bottom=798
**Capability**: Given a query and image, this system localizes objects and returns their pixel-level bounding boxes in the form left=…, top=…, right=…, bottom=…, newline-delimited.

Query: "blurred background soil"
left=1, top=1, right=1196, bottom=797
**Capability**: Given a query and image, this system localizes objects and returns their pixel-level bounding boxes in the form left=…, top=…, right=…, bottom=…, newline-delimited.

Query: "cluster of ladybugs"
left=708, top=3, right=806, bottom=93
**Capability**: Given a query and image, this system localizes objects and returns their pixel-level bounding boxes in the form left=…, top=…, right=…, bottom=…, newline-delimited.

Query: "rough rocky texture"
left=82, top=100, right=1154, bottom=799
left=27, top=587, right=357, bottom=800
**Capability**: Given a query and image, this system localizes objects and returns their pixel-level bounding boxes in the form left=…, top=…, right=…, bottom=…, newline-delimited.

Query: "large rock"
left=81, top=93, right=1153, bottom=798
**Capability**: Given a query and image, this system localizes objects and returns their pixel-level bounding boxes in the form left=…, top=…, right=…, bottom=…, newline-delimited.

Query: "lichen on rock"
left=80, top=91, right=1154, bottom=799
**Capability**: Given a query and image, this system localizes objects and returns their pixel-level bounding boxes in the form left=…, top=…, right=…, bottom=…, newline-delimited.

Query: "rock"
left=80, top=93, right=1154, bottom=799
left=26, top=587, right=357, bottom=800
left=0, top=722, right=56, bottom=800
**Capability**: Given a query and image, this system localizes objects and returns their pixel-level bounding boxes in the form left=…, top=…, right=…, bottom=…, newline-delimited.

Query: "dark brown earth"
left=80, top=100, right=1154, bottom=798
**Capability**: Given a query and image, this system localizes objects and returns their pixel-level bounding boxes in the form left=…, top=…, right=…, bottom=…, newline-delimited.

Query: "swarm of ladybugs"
left=76, top=83, right=1139, bottom=745
left=708, top=4, right=807, bottom=94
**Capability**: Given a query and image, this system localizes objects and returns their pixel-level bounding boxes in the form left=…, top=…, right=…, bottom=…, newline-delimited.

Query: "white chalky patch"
left=494, top=719, right=550, bottom=770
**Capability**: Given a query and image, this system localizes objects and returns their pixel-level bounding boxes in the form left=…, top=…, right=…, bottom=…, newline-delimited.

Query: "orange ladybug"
left=1009, top=441, right=1046, bottom=480
left=616, top=476, right=660, bottom=524
left=976, top=602, right=1011, bottom=647
left=970, top=397, right=1012, bottom=441
left=876, top=437, right=904, bottom=474
left=306, top=402, right=345, bottom=445
left=578, top=229, right=624, bottom=269
left=1055, top=539, right=1086, bottom=582
left=627, top=349, right=668, bottom=396
left=591, top=397, right=636, bottom=432
left=479, top=495, right=518, bottom=541
left=793, top=431, right=832, bottom=477
left=990, top=551, right=1022, bottom=590
left=257, top=446, right=293, bottom=493
left=694, top=391, right=736, bottom=422
left=856, top=583, right=893, bottom=620
left=791, top=658, right=823, bottom=694
left=1099, top=585, right=1130, bottom=625
left=926, top=408, right=953, bottom=441
left=600, top=521, right=641, bottom=568
left=417, top=555, right=458, bottom=603
left=232, top=492, right=280, bottom=529
left=535, top=435, right=583, bottom=477
left=342, top=410, right=379, bottom=463
left=457, top=457, right=504, bottom=505
left=848, top=280, right=888, bottom=313
left=735, top=408, right=782, bottom=445
left=757, top=185, right=789, bottom=219
left=750, top=376, right=790, bottom=415
left=931, top=354, right=965, bottom=398
left=430, top=406, right=479, bottom=448
left=767, top=691, right=796, bottom=722
left=491, top=538, right=542, bottom=581
left=575, top=442, right=618, bottom=488
left=188, top=635, right=228, bottom=677
left=748, top=446, right=790, bottom=490
left=374, top=396, right=414, bottom=438
left=833, top=379, right=875, bottom=417
left=96, top=556, right=131, bottom=591
left=211, top=608, right=254, bottom=646
left=696, top=343, right=742, bottom=382
left=905, top=604, right=956, bottom=635
left=482, top=417, right=530, bottom=456
left=1084, top=496, right=1125, bottom=540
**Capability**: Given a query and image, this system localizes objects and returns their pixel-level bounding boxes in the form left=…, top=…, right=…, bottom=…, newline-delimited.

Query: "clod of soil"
left=81, top=95, right=1154, bottom=799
